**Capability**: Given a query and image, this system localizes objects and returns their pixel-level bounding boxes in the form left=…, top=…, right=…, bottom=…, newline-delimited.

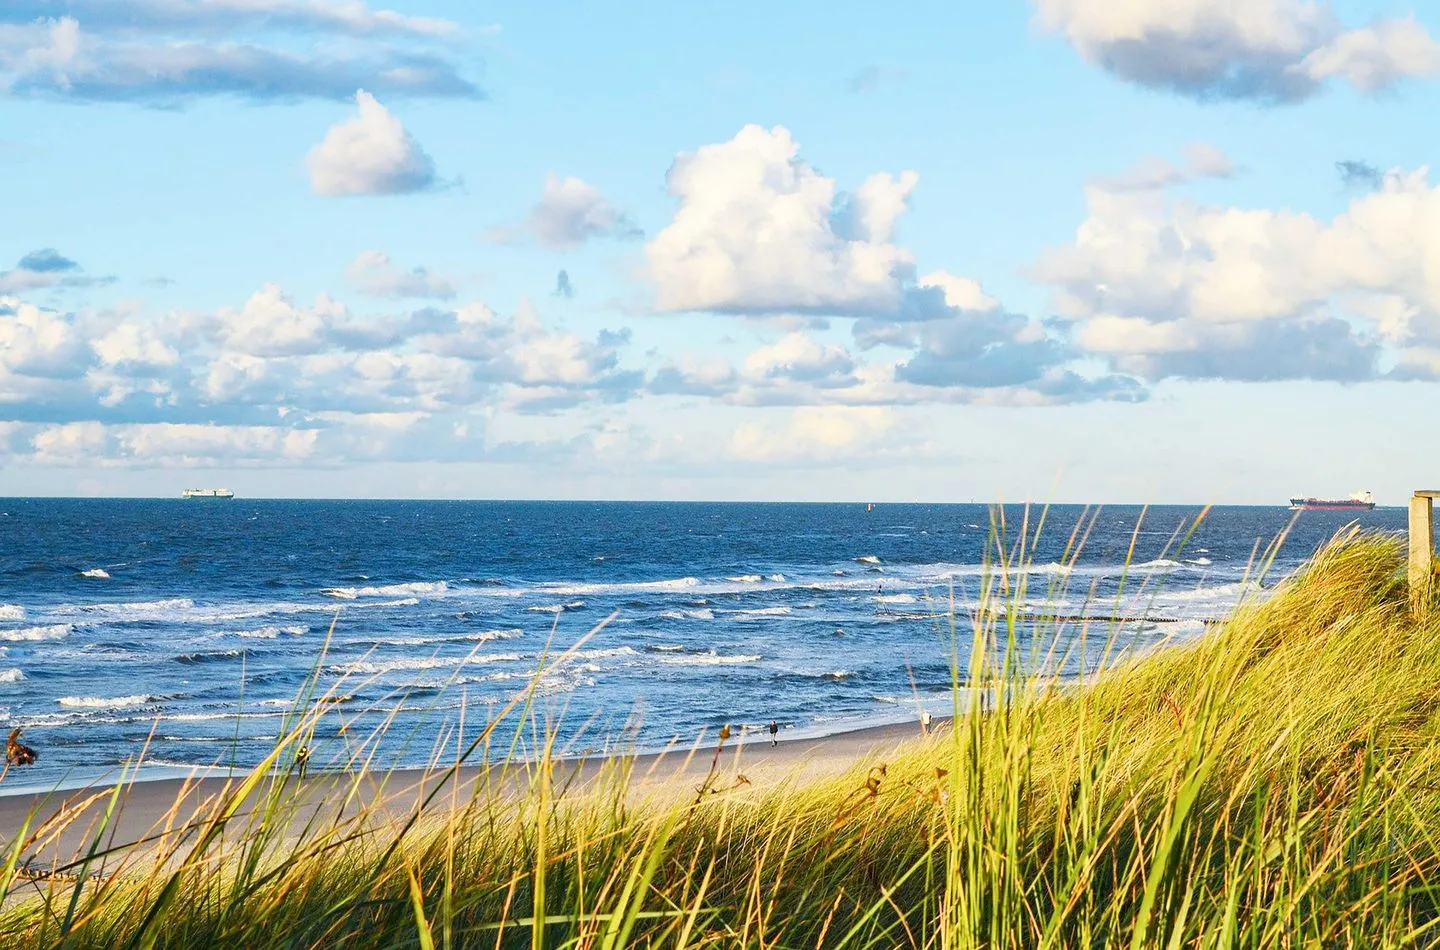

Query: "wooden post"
left=1411, top=491, right=1439, bottom=609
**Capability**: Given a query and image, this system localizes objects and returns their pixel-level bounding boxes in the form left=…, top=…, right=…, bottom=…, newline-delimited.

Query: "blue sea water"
left=0, top=500, right=1405, bottom=788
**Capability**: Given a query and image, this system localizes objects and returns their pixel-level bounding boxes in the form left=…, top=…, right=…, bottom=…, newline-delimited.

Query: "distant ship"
left=1289, top=490, right=1374, bottom=511
left=181, top=488, right=235, bottom=499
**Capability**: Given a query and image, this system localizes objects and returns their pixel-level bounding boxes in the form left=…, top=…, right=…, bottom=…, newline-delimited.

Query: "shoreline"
left=0, top=714, right=947, bottom=870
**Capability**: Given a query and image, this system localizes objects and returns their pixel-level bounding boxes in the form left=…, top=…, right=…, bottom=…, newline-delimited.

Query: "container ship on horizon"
left=1289, top=490, right=1375, bottom=511
left=181, top=488, right=235, bottom=499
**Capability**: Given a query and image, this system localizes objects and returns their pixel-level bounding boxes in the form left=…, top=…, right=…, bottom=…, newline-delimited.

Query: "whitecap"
left=536, top=577, right=699, bottom=597
left=58, top=694, right=158, bottom=709
left=0, top=623, right=72, bottom=642
left=235, top=624, right=307, bottom=639
left=0, top=606, right=22, bottom=621
left=875, top=593, right=918, bottom=605
left=731, top=606, right=792, bottom=618
left=855, top=555, right=883, bottom=565
left=726, top=574, right=764, bottom=584
left=0, top=668, right=24, bottom=683
left=658, top=652, right=761, bottom=666
left=322, top=580, right=449, bottom=600
left=527, top=601, right=585, bottom=614
left=1187, top=557, right=1213, bottom=566
left=660, top=608, right=715, bottom=621
left=79, top=568, right=110, bottom=579
left=331, top=652, right=525, bottom=676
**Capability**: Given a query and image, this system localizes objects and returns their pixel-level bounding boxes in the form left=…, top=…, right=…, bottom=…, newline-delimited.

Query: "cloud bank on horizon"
left=1, top=0, right=1438, bottom=496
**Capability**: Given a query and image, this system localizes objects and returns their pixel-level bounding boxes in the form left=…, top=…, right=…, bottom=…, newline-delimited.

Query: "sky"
left=2, top=0, right=1440, bottom=504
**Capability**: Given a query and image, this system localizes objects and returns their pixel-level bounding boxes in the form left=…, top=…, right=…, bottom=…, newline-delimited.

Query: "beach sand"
left=0, top=717, right=945, bottom=876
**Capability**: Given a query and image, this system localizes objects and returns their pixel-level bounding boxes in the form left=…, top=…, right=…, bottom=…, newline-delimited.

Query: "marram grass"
left=5, top=527, right=1440, bottom=947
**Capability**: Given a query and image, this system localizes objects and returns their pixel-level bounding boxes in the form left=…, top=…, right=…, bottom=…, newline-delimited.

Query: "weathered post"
left=1410, top=491, right=1439, bottom=610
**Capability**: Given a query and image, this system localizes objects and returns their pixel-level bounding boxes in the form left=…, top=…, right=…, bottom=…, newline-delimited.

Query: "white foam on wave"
left=235, top=625, right=308, bottom=639
left=59, top=694, right=158, bottom=709
left=0, top=606, right=23, bottom=621
left=527, top=601, right=585, bottom=614
left=573, top=646, right=639, bottom=661
left=731, top=606, right=792, bottom=618
left=331, top=652, right=525, bottom=676
left=1135, top=558, right=1183, bottom=570
left=54, top=598, right=194, bottom=620
left=79, top=568, right=110, bottom=579
left=535, top=577, right=699, bottom=597
left=322, top=581, right=449, bottom=600
left=875, top=593, right=918, bottom=605
left=855, top=555, right=883, bottom=565
left=659, top=651, right=761, bottom=666
left=362, top=628, right=521, bottom=647
left=660, top=608, right=714, bottom=621
left=0, top=623, right=72, bottom=642
left=1187, top=557, right=1213, bottom=566
left=0, top=668, right=25, bottom=683
left=726, top=575, right=763, bottom=583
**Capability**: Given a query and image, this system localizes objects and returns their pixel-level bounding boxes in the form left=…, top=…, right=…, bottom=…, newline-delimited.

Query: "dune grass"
left=4, top=525, right=1440, bottom=946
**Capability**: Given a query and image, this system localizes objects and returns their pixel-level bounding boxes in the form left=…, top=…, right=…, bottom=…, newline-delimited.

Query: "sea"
left=0, top=500, right=1406, bottom=790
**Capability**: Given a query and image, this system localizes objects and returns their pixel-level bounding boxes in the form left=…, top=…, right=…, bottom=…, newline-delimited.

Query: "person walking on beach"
left=920, top=709, right=932, bottom=736
left=768, top=720, right=779, bottom=746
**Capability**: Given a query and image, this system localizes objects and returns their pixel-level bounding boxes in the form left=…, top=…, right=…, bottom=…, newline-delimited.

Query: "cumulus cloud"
left=0, top=278, right=643, bottom=467
left=0, top=6, right=480, bottom=105
left=1033, top=0, right=1440, bottom=102
left=345, top=250, right=455, bottom=299
left=646, top=125, right=919, bottom=316
left=523, top=175, right=640, bottom=248
left=307, top=91, right=438, bottom=196
left=1032, top=164, right=1440, bottom=381
left=1093, top=144, right=1236, bottom=192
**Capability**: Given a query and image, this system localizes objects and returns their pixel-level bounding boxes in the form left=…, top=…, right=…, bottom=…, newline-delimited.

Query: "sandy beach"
left=0, top=716, right=944, bottom=876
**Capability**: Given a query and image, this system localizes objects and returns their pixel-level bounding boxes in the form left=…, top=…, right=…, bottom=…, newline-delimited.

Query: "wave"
left=646, top=644, right=687, bottom=653
left=0, top=606, right=23, bottom=621
left=235, top=625, right=308, bottom=639
left=331, top=653, right=525, bottom=676
left=175, top=649, right=244, bottom=664
left=59, top=694, right=158, bottom=709
left=658, top=652, right=761, bottom=666
left=855, top=555, right=883, bottom=565
left=358, top=629, right=522, bottom=647
left=0, top=623, right=72, bottom=641
left=572, top=646, right=639, bottom=661
left=322, top=581, right=449, bottom=600
left=726, top=575, right=763, bottom=583
left=54, top=598, right=194, bottom=619
left=527, top=601, right=585, bottom=614
left=0, top=668, right=24, bottom=683
left=1187, top=557, right=1213, bottom=566
left=731, top=606, right=792, bottom=618
left=534, top=577, right=699, bottom=597
left=660, top=608, right=714, bottom=621
left=79, top=568, right=111, bottom=579
left=1135, top=558, right=1183, bottom=570
left=875, top=593, right=918, bottom=604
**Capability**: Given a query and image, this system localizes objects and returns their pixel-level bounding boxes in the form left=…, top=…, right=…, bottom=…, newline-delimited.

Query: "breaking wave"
left=0, top=606, right=23, bottom=621
left=0, top=623, right=71, bottom=642
left=0, top=668, right=24, bottom=683
left=322, top=581, right=450, bottom=600
left=79, top=568, right=110, bottom=579
left=59, top=694, right=159, bottom=709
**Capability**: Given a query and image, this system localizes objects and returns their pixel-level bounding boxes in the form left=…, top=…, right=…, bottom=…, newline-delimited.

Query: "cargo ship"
left=181, top=488, right=235, bottom=499
left=1289, top=490, right=1374, bottom=511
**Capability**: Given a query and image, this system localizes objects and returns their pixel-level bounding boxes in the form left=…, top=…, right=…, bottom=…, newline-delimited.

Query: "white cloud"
left=0, top=300, right=89, bottom=378
left=345, top=250, right=455, bottom=299
left=1032, top=165, right=1440, bottom=380
left=218, top=283, right=347, bottom=356
left=307, top=91, right=438, bottom=196
left=1033, top=0, right=1440, bottom=102
left=525, top=175, right=639, bottom=248
left=0, top=7, right=479, bottom=104
left=646, top=125, right=918, bottom=315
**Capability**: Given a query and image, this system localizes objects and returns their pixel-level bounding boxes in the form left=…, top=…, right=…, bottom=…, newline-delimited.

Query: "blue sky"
left=2, top=0, right=1439, bottom=503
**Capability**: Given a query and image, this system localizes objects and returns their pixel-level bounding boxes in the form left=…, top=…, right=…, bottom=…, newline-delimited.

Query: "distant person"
left=920, top=710, right=932, bottom=735
left=768, top=720, right=779, bottom=746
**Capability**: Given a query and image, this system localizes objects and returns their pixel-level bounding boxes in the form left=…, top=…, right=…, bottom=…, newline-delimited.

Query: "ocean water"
left=0, top=500, right=1405, bottom=788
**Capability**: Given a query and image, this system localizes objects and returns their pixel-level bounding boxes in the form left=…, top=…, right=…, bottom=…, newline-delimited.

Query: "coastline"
left=0, top=714, right=946, bottom=870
